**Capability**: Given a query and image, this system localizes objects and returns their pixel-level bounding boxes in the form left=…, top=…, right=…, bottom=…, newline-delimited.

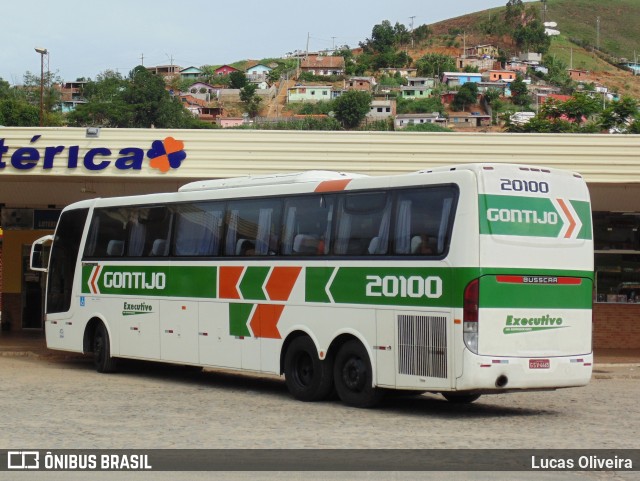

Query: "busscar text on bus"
left=30, top=164, right=594, bottom=407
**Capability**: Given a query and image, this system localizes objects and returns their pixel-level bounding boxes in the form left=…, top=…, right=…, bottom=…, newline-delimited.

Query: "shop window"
left=594, top=211, right=640, bottom=303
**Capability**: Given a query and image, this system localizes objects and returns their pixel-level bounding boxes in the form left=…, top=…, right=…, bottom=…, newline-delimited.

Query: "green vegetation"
left=67, top=67, right=212, bottom=128
left=396, top=97, right=444, bottom=115
left=332, top=91, right=373, bottom=129
left=506, top=94, right=640, bottom=133
left=403, top=123, right=453, bottom=132
left=545, top=0, right=639, bottom=59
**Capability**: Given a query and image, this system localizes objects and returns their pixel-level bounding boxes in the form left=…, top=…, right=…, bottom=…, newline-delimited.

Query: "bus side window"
left=282, top=195, right=333, bottom=256
left=224, top=199, right=281, bottom=256
left=83, top=208, right=128, bottom=258
left=393, top=187, right=458, bottom=256
left=334, top=192, right=390, bottom=256
left=174, top=202, right=224, bottom=256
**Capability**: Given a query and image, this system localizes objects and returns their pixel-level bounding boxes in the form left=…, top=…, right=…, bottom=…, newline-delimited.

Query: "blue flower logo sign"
left=147, top=137, right=186, bottom=173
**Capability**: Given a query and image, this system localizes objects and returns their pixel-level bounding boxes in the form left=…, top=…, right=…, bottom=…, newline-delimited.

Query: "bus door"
left=22, top=244, right=44, bottom=329
left=42, top=209, right=89, bottom=349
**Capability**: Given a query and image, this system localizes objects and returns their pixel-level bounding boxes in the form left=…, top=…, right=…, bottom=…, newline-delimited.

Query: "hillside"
left=406, top=0, right=640, bottom=97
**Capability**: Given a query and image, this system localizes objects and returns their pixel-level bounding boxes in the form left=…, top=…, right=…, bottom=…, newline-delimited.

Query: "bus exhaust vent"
left=398, top=315, right=447, bottom=378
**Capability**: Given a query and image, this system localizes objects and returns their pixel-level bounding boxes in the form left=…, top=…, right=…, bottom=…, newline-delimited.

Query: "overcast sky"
left=2, top=0, right=523, bottom=85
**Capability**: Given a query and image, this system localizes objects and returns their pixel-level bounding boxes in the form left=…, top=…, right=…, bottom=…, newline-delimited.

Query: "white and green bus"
left=31, top=163, right=593, bottom=407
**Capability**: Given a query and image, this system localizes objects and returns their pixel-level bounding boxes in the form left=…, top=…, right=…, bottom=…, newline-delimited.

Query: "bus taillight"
left=463, top=279, right=479, bottom=353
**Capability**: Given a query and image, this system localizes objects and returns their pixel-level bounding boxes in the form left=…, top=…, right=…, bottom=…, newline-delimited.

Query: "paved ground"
left=0, top=331, right=639, bottom=480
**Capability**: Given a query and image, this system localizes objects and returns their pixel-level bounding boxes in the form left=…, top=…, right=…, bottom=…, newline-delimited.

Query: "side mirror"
left=30, top=235, right=53, bottom=272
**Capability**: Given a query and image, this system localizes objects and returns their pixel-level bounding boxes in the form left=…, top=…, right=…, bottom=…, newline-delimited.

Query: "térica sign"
left=0, top=135, right=186, bottom=173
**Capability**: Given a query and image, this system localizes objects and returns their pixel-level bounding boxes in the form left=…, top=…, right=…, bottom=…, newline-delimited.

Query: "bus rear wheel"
left=93, top=323, right=118, bottom=373
left=333, top=340, right=383, bottom=408
left=284, top=336, right=333, bottom=402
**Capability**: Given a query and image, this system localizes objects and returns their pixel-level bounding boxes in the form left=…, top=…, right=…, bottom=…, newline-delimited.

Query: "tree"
left=362, top=20, right=396, bottom=53
left=0, top=98, right=39, bottom=126
left=228, top=70, right=248, bottom=90
left=451, top=82, right=479, bottom=112
left=332, top=90, right=372, bottom=129
left=69, top=66, right=210, bottom=129
left=510, top=75, right=530, bottom=106
left=415, top=53, right=456, bottom=78
left=543, top=56, right=573, bottom=93
left=240, top=84, right=263, bottom=118
left=513, top=19, right=551, bottom=54
left=541, top=93, right=601, bottom=124
left=600, top=96, right=639, bottom=132
left=504, top=0, right=525, bottom=29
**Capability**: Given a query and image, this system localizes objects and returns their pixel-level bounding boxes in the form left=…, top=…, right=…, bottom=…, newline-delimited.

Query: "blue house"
left=180, top=66, right=204, bottom=80
left=442, top=72, right=483, bottom=87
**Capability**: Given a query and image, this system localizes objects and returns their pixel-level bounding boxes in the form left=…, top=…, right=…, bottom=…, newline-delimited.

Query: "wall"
left=593, top=304, right=640, bottom=349
left=1, top=128, right=640, bottom=183
left=1, top=229, right=51, bottom=331
left=0, top=242, right=2, bottom=313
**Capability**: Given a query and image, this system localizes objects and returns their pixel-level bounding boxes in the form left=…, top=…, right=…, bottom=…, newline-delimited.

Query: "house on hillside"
left=506, top=60, right=528, bottom=74
left=217, top=117, right=246, bottom=128
left=477, top=82, right=512, bottom=98
left=568, top=69, right=589, bottom=80
left=346, top=77, right=376, bottom=92
left=519, top=52, right=542, bottom=63
left=300, top=56, right=345, bottom=76
left=448, top=111, right=491, bottom=128
left=464, top=44, right=499, bottom=58
left=486, top=70, right=517, bottom=82
left=366, top=99, right=396, bottom=120
left=400, top=85, right=433, bottom=100
left=287, top=85, right=332, bottom=102
left=180, top=66, right=203, bottom=80
left=215, top=65, right=240, bottom=76
left=183, top=82, right=219, bottom=102
left=178, top=95, right=222, bottom=123
left=246, top=64, right=272, bottom=82
left=407, top=77, right=436, bottom=88
left=442, top=72, right=482, bottom=87
left=59, top=80, right=87, bottom=112
left=378, top=67, right=417, bottom=78
left=147, top=65, right=182, bottom=81
left=394, top=113, right=447, bottom=129
left=457, top=56, right=494, bottom=71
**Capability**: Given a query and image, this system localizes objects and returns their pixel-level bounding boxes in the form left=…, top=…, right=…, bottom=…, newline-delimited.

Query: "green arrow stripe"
left=238, top=266, right=270, bottom=300
left=229, top=303, right=253, bottom=337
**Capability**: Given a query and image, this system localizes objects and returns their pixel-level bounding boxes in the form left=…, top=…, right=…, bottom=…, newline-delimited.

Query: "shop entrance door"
left=22, top=244, right=43, bottom=329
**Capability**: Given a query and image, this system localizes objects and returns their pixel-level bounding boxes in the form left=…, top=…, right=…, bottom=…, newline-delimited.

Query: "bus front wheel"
left=93, top=323, right=118, bottom=373
left=284, top=336, right=333, bottom=402
left=333, top=340, right=383, bottom=408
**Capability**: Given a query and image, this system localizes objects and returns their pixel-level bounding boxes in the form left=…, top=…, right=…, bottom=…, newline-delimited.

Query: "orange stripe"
left=90, top=265, right=102, bottom=294
left=314, top=179, right=351, bottom=192
left=250, top=304, right=284, bottom=339
left=219, top=266, right=244, bottom=299
left=265, top=266, right=302, bottom=301
left=557, top=199, right=576, bottom=239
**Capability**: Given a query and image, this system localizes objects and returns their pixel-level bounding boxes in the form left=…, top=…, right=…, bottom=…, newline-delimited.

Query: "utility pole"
left=140, top=53, right=144, bottom=66
left=596, top=16, right=600, bottom=51
left=409, top=15, right=416, bottom=49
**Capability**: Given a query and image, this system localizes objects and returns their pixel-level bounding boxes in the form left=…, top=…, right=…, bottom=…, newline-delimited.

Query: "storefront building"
left=1, top=127, right=639, bottom=349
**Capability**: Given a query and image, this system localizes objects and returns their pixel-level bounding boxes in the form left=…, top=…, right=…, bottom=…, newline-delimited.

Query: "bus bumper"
left=454, top=349, right=593, bottom=392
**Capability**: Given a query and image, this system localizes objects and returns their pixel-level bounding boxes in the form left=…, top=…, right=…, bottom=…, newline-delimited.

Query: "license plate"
left=529, top=359, right=550, bottom=369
